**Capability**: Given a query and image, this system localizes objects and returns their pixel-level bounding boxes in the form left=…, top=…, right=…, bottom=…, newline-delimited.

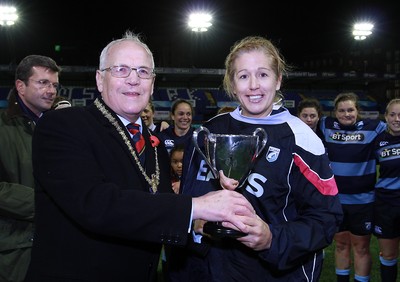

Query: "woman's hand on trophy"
left=236, top=215, right=272, bottom=251
left=219, top=170, right=239, bottom=190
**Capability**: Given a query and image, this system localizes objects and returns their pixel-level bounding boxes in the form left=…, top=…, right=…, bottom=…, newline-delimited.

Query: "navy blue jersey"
left=320, top=116, right=386, bottom=204
left=158, top=126, right=194, bottom=154
left=182, top=106, right=343, bottom=281
left=374, top=131, right=400, bottom=206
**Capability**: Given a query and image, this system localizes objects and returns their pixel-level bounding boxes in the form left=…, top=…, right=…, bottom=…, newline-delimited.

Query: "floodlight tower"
left=0, top=5, right=19, bottom=64
left=352, top=22, right=373, bottom=41
left=188, top=12, right=212, bottom=32
left=186, top=11, right=213, bottom=67
left=352, top=21, right=374, bottom=78
left=0, top=5, right=18, bottom=26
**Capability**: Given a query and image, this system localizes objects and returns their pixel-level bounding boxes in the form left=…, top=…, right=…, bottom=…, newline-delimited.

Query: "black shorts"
left=338, top=203, right=373, bottom=235
left=373, top=197, right=400, bottom=239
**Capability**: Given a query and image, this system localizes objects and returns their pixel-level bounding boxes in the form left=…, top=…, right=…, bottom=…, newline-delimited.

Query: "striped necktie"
left=127, top=123, right=145, bottom=164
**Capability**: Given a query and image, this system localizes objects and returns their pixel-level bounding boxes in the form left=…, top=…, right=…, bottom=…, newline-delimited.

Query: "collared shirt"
left=117, top=115, right=143, bottom=136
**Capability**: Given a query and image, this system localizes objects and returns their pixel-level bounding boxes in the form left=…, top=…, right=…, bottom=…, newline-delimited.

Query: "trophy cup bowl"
left=192, top=126, right=267, bottom=238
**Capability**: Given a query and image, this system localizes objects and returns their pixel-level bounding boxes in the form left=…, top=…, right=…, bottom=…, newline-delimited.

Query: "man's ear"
left=15, top=79, right=26, bottom=96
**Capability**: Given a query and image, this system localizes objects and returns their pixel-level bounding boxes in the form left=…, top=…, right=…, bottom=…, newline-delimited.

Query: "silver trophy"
left=192, top=126, right=267, bottom=238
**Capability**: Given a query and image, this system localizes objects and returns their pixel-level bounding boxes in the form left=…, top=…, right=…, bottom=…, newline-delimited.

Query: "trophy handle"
left=192, top=126, right=219, bottom=178
left=253, top=128, right=268, bottom=158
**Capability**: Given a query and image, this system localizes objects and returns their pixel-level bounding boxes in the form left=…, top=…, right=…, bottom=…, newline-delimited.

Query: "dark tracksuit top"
left=180, top=105, right=343, bottom=282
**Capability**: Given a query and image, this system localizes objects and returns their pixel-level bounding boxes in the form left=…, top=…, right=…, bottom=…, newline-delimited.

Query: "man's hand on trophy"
left=219, top=170, right=239, bottom=190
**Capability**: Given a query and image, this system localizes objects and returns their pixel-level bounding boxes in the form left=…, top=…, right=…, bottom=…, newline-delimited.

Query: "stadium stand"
left=0, top=85, right=382, bottom=122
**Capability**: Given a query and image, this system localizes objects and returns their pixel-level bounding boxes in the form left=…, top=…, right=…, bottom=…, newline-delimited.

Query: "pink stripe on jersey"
left=293, top=153, right=338, bottom=196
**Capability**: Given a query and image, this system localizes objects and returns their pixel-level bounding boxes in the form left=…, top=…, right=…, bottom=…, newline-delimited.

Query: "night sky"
left=0, top=0, right=398, bottom=69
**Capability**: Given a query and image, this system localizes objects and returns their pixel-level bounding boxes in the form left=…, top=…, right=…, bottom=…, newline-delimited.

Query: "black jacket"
left=26, top=98, right=193, bottom=282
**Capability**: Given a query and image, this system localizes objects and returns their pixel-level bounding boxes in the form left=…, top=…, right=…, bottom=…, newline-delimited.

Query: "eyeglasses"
left=100, top=66, right=155, bottom=79
left=29, top=79, right=60, bottom=91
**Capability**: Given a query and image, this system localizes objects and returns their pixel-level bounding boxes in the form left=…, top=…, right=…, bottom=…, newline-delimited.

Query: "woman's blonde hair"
left=223, top=36, right=289, bottom=104
left=385, top=98, right=400, bottom=116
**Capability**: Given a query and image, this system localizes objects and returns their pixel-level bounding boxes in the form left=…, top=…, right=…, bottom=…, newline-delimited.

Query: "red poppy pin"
left=150, top=135, right=160, bottom=147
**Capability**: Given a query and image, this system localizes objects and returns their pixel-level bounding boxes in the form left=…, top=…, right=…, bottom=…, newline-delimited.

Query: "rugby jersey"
left=158, top=126, right=194, bottom=154
left=320, top=116, right=386, bottom=205
left=374, top=130, right=400, bottom=206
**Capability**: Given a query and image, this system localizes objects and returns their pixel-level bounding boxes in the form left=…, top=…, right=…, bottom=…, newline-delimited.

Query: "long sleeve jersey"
left=182, top=106, right=343, bottom=281
left=158, top=126, right=194, bottom=154
left=320, top=116, right=386, bottom=204
left=374, top=130, right=400, bottom=205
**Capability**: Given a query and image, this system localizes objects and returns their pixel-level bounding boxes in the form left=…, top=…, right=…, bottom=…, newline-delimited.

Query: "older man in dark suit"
left=25, top=31, right=255, bottom=282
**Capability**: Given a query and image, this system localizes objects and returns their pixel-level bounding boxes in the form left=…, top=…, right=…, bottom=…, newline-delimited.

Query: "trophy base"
left=203, top=221, right=247, bottom=239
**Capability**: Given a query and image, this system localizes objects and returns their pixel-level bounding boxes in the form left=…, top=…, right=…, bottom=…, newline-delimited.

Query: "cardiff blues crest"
left=266, top=146, right=280, bottom=163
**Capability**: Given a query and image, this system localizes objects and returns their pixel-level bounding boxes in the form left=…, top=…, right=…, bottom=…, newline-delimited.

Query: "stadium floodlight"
left=352, top=22, right=373, bottom=40
left=0, top=5, right=18, bottom=26
left=188, top=12, right=212, bottom=32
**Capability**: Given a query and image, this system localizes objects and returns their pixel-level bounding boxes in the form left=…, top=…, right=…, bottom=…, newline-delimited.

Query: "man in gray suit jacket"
left=25, top=31, right=255, bottom=282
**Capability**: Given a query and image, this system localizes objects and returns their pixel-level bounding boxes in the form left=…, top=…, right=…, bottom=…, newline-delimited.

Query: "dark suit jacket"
left=26, top=99, right=192, bottom=282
